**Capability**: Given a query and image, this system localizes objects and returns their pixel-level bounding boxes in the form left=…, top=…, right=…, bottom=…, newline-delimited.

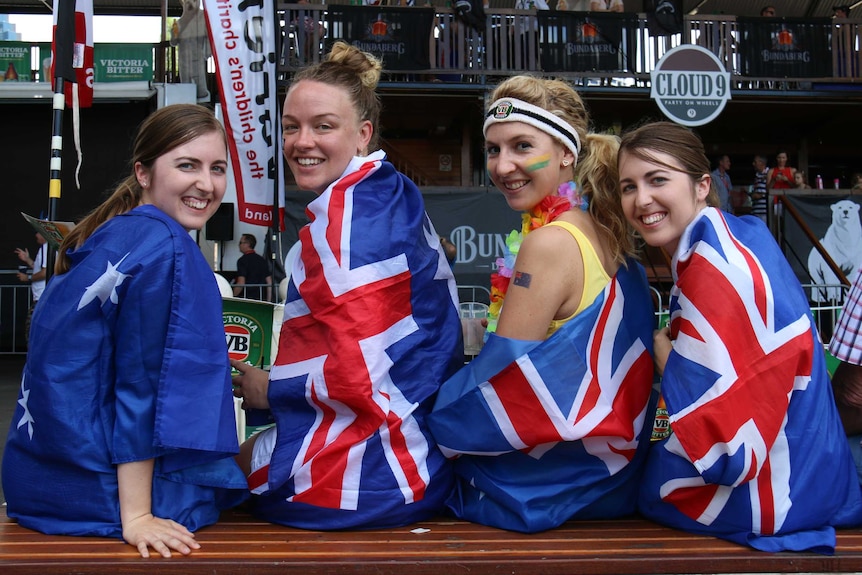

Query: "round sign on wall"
left=650, top=44, right=731, bottom=127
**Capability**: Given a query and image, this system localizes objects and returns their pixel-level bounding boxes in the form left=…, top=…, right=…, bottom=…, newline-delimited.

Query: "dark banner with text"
left=282, top=189, right=521, bottom=291
left=538, top=12, right=637, bottom=73
left=737, top=17, right=832, bottom=78
left=325, top=6, right=434, bottom=71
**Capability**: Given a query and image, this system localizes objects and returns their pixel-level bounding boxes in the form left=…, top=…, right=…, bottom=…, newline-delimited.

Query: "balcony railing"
left=2, top=8, right=857, bottom=95
left=276, top=4, right=862, bottom=89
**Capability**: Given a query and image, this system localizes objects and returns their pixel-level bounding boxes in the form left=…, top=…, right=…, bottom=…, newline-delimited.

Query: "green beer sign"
left=223, top=298, right=275, bottom=370
left=0, top=42, right=32, bottom=82
left=94, top=43, right=154, bottom=83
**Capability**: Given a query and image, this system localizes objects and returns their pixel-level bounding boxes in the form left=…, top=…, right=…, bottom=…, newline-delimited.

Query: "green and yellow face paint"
left=526, top=153, right=551, bottom=172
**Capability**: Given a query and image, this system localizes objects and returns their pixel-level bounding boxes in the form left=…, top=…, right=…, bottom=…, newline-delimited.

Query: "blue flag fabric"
left=246, top=152, right=463, bottom=529
left=638, top=208, right=862, bottom=553
left=428, top=260, right=656, bottom=533
left=2, top=205, right=248, bottom=539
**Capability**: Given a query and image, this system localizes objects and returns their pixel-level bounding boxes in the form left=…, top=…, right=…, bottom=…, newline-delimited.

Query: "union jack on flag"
left=639, top=208, right=862, bottom=553
left=429, top=260, right=656, bottom=532
left=247, top=152, right=462, bottom=530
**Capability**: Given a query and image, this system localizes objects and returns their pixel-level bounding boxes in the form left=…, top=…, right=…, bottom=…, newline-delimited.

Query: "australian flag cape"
left=638, top=207, right=862, bottom=553
left=2, top=205, right=248, bottom=539
left=428, top=259, right=656, bottom=533
left=247, top=151, right=463, bottom=530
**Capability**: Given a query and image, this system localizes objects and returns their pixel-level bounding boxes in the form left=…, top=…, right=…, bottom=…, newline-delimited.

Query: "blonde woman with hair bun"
left=230, top=41, right=463, bottom=530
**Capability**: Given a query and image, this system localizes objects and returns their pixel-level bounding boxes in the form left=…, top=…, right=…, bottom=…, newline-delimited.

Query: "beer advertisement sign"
left=0, top=42, right=32, bottom=82
left=222, top=298, right=274, bottom=369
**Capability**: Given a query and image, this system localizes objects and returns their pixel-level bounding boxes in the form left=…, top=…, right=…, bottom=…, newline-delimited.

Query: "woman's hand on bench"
left=123, top=513, right=200, bottom=558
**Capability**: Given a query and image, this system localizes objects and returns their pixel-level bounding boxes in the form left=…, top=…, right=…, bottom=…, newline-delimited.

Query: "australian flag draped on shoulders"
left=248, top=151, right=463, bottom=529
left=2, top=205, right=248, bottom=539
left=639, top=207, right=862, bottom=553
left=428, top=260, right=656, bottom=533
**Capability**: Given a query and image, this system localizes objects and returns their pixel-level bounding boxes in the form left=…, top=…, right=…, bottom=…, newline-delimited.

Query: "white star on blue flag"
left=17, top=374, right=35, bottom=440
left=77, top=253, right=132, bottom=311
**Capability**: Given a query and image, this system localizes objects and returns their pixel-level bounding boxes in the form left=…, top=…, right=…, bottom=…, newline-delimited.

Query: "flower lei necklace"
left=487, top=181, right=588, bottom=334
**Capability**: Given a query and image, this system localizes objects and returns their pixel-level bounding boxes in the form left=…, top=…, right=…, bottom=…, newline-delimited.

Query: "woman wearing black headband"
left=428, top=75, right=657, bottom=533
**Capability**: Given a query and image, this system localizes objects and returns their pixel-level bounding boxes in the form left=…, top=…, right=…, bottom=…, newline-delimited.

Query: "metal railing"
left=0, top=274, right=33, bottom=355
left=231, top=283, right=279, bottom=303
left=276, top=5, right=862, bottom=86
left=7, top=9, right=858, bottom=93
left=803, top=283, right=850, bottom=345
left=457, top=284, right=491, bottom=305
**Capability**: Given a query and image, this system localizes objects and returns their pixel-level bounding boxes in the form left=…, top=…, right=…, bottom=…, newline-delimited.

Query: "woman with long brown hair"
left=3, top=104, right=247, bottom=558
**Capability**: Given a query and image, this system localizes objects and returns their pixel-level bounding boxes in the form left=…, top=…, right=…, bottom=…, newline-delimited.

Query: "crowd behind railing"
left=1, top=8, right=857, bottom=90
left=276, top=4, right=862, bottom=86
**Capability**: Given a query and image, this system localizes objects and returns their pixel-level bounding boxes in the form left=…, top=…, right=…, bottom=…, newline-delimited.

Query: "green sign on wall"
left=94, top=43, right=154, bottom=83
left=0, top=42, right=32, bottom=82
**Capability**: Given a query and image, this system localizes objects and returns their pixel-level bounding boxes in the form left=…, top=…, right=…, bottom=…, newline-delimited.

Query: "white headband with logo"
left=483, top=98, right=582, bottom=159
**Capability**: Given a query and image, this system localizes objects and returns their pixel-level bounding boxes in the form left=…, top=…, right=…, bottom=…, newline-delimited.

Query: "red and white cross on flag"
left=661, top=211, right=815, bottom=535
left=480, top=278, right=653, bottom=473
left=52, top=0, right=94, bottom=108
left=268, top=157, right=432, bottom=510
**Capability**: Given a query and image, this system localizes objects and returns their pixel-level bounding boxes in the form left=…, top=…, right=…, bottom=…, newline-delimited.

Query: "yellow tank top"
left=545, top=220, right=612, bottom=337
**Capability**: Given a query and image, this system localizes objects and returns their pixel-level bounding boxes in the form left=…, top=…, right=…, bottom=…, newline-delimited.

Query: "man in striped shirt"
left=750, top=155, right=769, bottom=224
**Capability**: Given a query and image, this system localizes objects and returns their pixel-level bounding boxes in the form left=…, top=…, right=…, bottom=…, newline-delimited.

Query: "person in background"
left=555, top=0, right=588, bottom=9
left=233, top=233, right=272, bottom=301
left=439, top=235, right=457, bottom=267
left=710, top=154, right=733, bottom=213
left=170, top=0, right=212, bottom=102
left=617, top=120, right=862, bottom=553
left=513, top=0, right=549, bottom=69
left=14, top=232, right=47, bottom=342
left=2, top=104, right=248, bottom=558
left=230, top=41, right=463, bottom=530
left=760, top=5, right=776, bottom=16
left=428, top=75, right=656, bottom=533
left=767, top=150, right=797, bottom=191
left=590, top=0, right=623, bottom=11
left=832, top=6, right=853, bottom=75
left=750, top=154, right=769, bottom=224
left=794, top=170, right=809, bottom=189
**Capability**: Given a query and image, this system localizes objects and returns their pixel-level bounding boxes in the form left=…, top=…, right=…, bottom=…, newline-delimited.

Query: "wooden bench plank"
left=2, top=507, right=862, bottom=574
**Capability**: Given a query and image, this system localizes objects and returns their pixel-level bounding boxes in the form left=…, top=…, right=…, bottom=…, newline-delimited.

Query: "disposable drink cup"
left=460, top=302, right=488, bottom=356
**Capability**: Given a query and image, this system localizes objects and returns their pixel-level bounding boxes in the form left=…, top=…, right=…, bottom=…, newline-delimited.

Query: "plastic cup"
left=459, top=302, right=488, bottom=356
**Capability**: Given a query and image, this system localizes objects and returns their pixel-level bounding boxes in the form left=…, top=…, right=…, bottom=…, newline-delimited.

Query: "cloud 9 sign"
left=650, top=44, right=731, bottom=127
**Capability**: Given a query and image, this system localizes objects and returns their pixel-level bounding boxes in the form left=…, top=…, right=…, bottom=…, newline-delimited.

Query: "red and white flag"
left=52, top=0, right=94, bottom=108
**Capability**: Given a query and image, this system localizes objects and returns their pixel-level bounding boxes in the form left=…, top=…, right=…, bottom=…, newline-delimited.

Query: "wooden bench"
left=3, top=506, right=862, bottom=574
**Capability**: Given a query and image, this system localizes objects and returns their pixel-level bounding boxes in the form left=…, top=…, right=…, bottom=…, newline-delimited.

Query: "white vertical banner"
left=204, top=0, right=283, bottom=227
